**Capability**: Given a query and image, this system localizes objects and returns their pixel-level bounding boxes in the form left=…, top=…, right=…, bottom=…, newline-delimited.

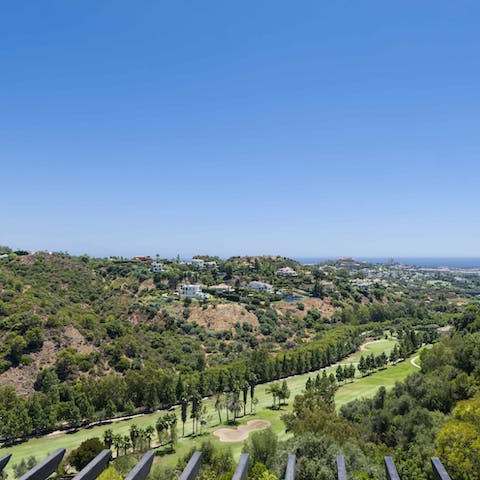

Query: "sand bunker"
left=213, top=420, right=271, bottom=443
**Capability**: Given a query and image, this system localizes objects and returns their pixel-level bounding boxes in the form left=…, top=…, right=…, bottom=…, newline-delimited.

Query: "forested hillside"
left=0, top=248, right=455, bottom=444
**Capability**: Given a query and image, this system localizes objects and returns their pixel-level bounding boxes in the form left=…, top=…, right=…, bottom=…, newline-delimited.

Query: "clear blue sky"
left=2, top=1, right=479, bottom=258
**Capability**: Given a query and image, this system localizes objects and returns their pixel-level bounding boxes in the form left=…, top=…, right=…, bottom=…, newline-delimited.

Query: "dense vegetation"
left=1, top=247, right=476, bottom=478
left=231, top=307, right=480, bottom=480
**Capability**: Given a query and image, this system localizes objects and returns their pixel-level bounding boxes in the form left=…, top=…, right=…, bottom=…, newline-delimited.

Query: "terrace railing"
left=0, top=449, right=455, bottom=479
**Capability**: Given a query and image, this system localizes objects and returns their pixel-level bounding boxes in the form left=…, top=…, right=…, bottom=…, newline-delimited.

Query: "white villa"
left=191, top=258, right=217, bottom=268
left=276, top=266, right=298, bottom=277
left=180, top=284, right=209, bottom=299
left=151, top=262, right=164, bottom=273
left=211, top=283, right=234, bottom=293
left=248, top=281, right=274, bottom=293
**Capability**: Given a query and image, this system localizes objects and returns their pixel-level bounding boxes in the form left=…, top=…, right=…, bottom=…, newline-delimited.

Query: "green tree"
left=358, top=355, right=368, bottom=376
left=244, top=428, right=278, bottom=470
left=68, top=438, right=105, bottom=471
left=279, top=380, right=290, bottom=406
left=181, top=398, right=188, bottom=436
left=8, top=335, right=26, bottom=365
left=335, top=365, right=344, bottom=384
left=105, top=399, right=116, bottom=419
left=436, top=397, right=480, bottom=480
left=97, top=466, right=123, bottom=480
left=112, top=434, right=122, bottom=457
left=227, top=390, right=242, bottom=422
left=103, top=429, right=114, bottom=449
left=215, top=394, right=225, bottom=424
left=266, top=384, right=280, bottom=409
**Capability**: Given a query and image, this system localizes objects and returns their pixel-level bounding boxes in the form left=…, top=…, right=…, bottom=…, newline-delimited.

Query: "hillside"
left=0, top=250, right=453, bottom=397
left=0, top=252, right=339, bottom=393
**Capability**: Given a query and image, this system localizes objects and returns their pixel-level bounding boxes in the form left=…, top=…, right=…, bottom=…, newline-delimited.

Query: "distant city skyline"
left=2, top=1, right=480, bottom=257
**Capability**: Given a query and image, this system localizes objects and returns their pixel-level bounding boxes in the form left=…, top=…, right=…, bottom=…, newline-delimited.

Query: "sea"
left=294, top=257, right=480, bottom=269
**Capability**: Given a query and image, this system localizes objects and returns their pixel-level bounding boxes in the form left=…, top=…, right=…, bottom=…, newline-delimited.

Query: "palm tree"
left=266, top=384, right=280, bottom=409
left=129, top=424, right=139, bottom=452
left=227, top=391, right=243, bottom=422
left=112, top=434, right=122, bottom=457
left=214, top=394, right=224, bottom=424
left=122, top=436, right=132, bottom=455
left=103, top=428, right=113, bottom=449
left=145, top=425, right=155, bottom=449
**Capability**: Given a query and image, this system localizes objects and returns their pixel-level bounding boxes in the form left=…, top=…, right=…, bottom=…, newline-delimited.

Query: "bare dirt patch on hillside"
left=0, top=326, right=98, bottom=396
left=275, top=298, right=336, bottom=319
left=213, top=420, right=270, bottom=443
left=0, top=340, right=57, bottom=396
left=62, top=325, right=97, bottom=354
left=138, top=278, right=155, bottom=293
left=189, top=304, right=259, bottom=332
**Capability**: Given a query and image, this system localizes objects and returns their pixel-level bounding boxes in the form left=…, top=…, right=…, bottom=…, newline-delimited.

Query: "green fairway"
left=335, top=353, right=419, bottom=405
left=1, top=338, right=419, bottom=475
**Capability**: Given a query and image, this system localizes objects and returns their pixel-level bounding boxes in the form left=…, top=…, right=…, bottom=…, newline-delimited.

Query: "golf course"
left=0, top=338, right=422, bottom=476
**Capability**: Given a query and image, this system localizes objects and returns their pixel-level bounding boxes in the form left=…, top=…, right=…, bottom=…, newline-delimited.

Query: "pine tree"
left=181, top=398, right=188, bottom=437
left=305, top=377, right=313, bottom=390
left=349, top=363, right=356, bottom=381
left=242, top=382, right=249, bottom=416
left=336, top=365, right=344, bottom=384
left=280, top=380, right=290, bottom=406
left=358, top=355, right=367, bottom=376
left=390, top=344, right=399, bottom=363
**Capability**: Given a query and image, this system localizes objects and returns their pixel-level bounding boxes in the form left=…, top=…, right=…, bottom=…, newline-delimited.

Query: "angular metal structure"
left=0, top=454, right=11, bottom=474
left=232, top=453, right=249, bottom=480
left=72, top=449, right=111, bottom=480
left=431, top=457, right=452, bottom=480
left=18, top=448, right=66, bottom=480
left=125, top=451, right=155, bottom=480
left=384, top=456, right=401, bottom=480
left=284, top=454, right=296, bottom=480
left=2, top=447, right=456, bottom=480
left=179, top=451, right=202, bottom=480
left=336, top=455, right=347, bottom=480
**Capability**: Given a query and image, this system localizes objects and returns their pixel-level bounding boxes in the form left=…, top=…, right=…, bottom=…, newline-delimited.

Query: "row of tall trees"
left=335, top=364, right=356, bottom=383
left=357, top=352, right=388, bottom=376
left=0, top=325, right=363, bottom=443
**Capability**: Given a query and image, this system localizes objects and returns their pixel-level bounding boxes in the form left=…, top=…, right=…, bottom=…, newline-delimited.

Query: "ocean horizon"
left=294, top=257, right=480, bottom=268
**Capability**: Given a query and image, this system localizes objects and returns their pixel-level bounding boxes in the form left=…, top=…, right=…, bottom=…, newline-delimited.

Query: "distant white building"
left=191, top=258, right=205, bottom=267
left=151, top=262, right=164, bottom=273
left=248, top=281, right=274, bottom=293
left=276, top=266, right=298, bottom=277
left=180, top=284, right=209, bottom=299
left=211, top=283, right=234, bottom=293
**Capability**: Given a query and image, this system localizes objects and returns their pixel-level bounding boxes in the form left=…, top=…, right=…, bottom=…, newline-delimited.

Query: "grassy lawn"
left=1, top=338, right=418, bottom=476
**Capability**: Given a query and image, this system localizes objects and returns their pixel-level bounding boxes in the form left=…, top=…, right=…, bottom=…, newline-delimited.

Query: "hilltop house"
left=276, top=266, right=298, bottom=277
left=191, top=258, right=217, bottom=268
left=151, top=262, right=164, bottom=273
left=180, top=284, right=209, bottom=299
left=248, top=281, right=274, bottom=293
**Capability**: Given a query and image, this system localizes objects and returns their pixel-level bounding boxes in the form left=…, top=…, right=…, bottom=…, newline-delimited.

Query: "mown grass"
left=1, top=339, right=419, bottom=475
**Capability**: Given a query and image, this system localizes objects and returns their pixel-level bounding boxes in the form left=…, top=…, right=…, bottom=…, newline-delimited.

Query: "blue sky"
left=1, top=1, right=479, bottom=258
